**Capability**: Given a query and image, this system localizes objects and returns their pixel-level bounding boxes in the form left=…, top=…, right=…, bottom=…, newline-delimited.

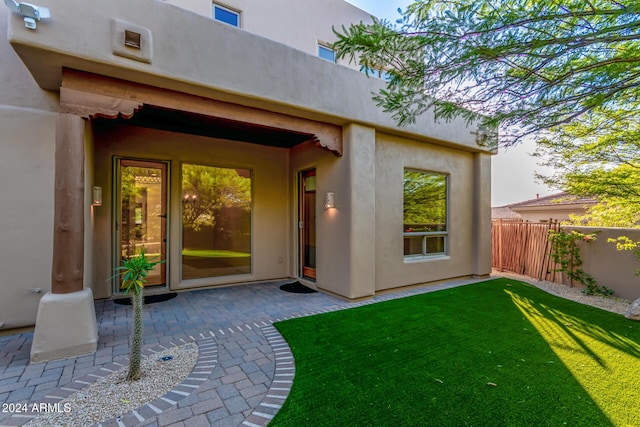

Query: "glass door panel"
left=117, top=159, right=167, bottom=288
left=181, top=164, right=252, bottom=280
left=300, top=169, right=316, bottom=280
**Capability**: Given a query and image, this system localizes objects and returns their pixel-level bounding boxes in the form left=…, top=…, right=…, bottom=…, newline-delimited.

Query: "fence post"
left=498, top=219, right=503, bottom=272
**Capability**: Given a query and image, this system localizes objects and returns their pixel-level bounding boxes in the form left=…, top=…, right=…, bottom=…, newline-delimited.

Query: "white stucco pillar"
left=472, top=152, right=492, bottom=276
left=344, top=123, right=376, bottom=298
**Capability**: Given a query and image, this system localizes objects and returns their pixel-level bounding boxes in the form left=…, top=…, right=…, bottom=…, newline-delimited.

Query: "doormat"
left=114, top=292, right=178, bottom=305
left=280, top=282, right=318, bottom=294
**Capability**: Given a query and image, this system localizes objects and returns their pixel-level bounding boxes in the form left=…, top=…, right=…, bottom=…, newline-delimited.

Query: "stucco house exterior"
left=1, top=0, right=493, bottom=362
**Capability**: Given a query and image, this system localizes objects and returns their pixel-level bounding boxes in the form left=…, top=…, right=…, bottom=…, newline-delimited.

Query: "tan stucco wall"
left=92, top=125, right=291, bottom=298
left=1, top=0, right=495, bottom=329
left=289, top=125, right=492, bottom=298
left=203, top=0, right=372, bottom=68
left=289, top=137, right=361, bottom=297
left=290, top=124, right=377, bottom=300
left=0, top=107, right=57, bottom=329
left=565, top=227, right=640, bottom=301
left=0, top=6, right=59, bottom=329
left=165, top=0, right=213, bottom=17
left=8, top=0, right=488, bottom=153
left=473, top=153, right=493, bottom=276
left=166, top=0, right=372, bottom=69
left=374, top=134, right=477, bottom=290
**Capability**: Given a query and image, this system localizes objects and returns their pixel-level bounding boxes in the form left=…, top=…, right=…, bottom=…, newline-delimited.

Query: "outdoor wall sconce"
left=92, top=186, right=102, bottom=207
left=324, top=192, right=335, bottom=210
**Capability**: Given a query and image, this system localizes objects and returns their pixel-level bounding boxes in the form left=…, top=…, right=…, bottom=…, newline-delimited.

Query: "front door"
left=299, top=169, right=316, bottom=280
left=115, top=159, right=168, bottom=289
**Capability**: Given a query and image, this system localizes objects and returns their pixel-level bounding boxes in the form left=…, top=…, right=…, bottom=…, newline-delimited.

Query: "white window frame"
left=318, top=44, right=336, bottom=62
left=360, top=65, right=393, bottom=82
left=213, top=3, right=241, bottom=27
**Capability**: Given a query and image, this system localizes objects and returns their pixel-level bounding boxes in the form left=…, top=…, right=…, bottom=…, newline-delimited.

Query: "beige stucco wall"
left=8, top=0, right=488, bottom=153
left=1, top=0, right=494, bottom=330
left=289, top=136, right=363, bottom=297
left=166, top=0, right=372, bottom=68
left=165, top=0, right=213, bottom=17
left=374, top=134, right=478, bottom=290
left=92, top=124, right=292, bottom=298
left=203, top=0, right=372, bottom=68
left=565, top=227, right=640, bottom=301
left=473, top=153, right=493, bottom=276
left=289, top=124, right=377, bottom=300
left=0, top=6, right=59, bottom=330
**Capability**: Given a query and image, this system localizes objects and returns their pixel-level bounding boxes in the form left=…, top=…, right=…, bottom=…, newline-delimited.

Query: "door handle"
left=158, top=214, right=167, bottom=218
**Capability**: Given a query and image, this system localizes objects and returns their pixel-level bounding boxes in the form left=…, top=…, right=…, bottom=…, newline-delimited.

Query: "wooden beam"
left=59, top=88, right=142, bottom=120
left=52, top=114, right=85, bottom=294
left=60, top=68, right=343, bottom=155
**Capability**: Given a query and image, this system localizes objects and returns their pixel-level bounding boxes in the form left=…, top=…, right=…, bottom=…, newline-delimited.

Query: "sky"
left=345, top=0, right=555, bottom=207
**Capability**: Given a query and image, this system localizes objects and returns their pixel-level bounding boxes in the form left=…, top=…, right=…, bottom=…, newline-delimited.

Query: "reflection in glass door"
left=116, top=159, right=167, bottom=289
left=300, top=169, right=316, bottom=280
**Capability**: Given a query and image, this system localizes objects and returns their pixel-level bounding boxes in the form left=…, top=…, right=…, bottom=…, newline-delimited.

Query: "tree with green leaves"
left=535, top=107, right=640, bottom=227
left=334, top=0, right=640, bottom=148
left=403, top=170, right=447, bottom=230
left=181, top=165, right=251, bottom=232
left=335, top=0, right=640, bottom=227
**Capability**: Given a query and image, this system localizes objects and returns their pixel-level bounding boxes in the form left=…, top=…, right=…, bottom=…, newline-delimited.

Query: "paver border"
left=1, top=333, right=218, bottom=427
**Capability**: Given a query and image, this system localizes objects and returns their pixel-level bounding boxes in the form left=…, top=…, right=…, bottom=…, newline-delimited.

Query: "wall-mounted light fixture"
left=4, top=0, right=51, bottom=30
left=324, top=192, right=335, bottom=210
left=92, top=186, right=102, bottom=207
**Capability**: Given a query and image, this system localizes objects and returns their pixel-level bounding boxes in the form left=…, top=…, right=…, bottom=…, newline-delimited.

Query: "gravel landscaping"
left=495, top=272, right=632, bottom=315
left=26, top=343, right=198, bottom=427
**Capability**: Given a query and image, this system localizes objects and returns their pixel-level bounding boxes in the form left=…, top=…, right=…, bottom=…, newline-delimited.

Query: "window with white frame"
left=213, top=3, right=240, bottom=27
left=403, top=169, right=448, bottom=257
left=359, top=65, right=393, bottom=82
left=318, top=44, right=336, bottom=62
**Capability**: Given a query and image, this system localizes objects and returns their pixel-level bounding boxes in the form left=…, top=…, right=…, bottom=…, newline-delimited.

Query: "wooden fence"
left=492, top=219, right=564, bottom=283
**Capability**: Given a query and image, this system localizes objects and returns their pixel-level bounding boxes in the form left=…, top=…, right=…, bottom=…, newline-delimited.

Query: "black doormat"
left=280, top=281, right=318, bottom=294
left=114, top=292, right=177, bottom=305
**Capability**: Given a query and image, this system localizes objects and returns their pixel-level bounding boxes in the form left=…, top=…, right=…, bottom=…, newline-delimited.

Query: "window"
left=213, top=3, right=240, bottom=27
left=360, top=65, right=393, bottom=82
left=318, top=44, right=335, bottom=62
left=403, top=169, right=448, bottom=257
left=182, top=164, right=251, bottom=279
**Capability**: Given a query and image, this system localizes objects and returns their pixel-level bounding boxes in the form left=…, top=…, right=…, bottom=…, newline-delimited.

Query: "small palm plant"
left=114, top=249, right=164, bottom=381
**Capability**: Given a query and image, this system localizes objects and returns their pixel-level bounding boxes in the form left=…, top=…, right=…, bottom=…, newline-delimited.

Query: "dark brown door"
left=117, top=159, right=168, bottom=288
left=300, top=169, right=316, bottom=280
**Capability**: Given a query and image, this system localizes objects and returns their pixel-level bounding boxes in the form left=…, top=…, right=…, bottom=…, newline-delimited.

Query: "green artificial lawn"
left=181, top=249, right=250, bottom=258
left=272, top=278, right=640, bottom=427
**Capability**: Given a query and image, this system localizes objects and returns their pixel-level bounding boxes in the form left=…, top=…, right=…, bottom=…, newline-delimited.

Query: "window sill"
left=403, top=254, right=450, bottom=264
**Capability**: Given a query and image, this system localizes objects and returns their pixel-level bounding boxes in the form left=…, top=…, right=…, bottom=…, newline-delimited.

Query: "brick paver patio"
left=0, top=278, right=479, bottom=426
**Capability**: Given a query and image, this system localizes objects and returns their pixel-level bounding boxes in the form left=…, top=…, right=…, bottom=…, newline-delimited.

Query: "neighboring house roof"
left=492, top=192, right=598, bottom=221
left=504, top=192, right=598, bottom=221
left=508, top=192, right=597, bottom=210
left=491, top=206, right=522, bottom=220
